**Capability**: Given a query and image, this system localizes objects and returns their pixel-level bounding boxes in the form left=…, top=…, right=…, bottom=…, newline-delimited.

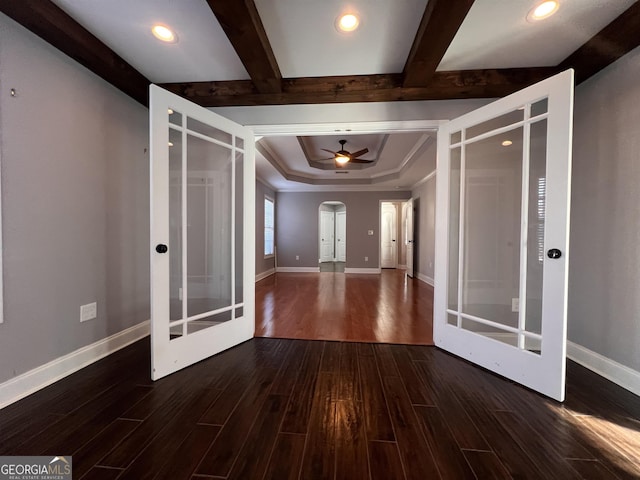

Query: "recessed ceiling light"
left=336, top=13, right=360, bottom=33
left=152, top=24, right=178, bottom=43
left=527, top=1, right=559, bottom=22
left=502, top=140, right=513, bottom=147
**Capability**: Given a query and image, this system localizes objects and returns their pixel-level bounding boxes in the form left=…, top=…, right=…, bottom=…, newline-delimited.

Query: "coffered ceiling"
left=2, top=0, right=639, bottom=191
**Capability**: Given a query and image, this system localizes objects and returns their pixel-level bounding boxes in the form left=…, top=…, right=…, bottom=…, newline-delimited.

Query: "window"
left=264, top=196, right=275, bottom=257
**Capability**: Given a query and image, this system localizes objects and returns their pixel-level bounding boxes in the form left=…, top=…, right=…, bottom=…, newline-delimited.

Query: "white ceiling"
left=48, top=0, right=635, bottom=191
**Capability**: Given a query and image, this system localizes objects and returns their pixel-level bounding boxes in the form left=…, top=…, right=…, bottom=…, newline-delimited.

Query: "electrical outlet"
left=296, top=255, right=300, bottom=260
left=365, top=256, right=368, bottom=262
left=511, top=298, right=519, bottom=312
left=80, top=302, right=97, bottom=322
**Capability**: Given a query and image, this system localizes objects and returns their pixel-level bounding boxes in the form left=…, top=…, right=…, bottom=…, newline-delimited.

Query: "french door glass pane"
left=461, top=127, right=523, bottom=331
left=235, top=150, right=244, bottom=312
left=186, top=134, right=233, bottom=318
left=448, top=147, right=461, bottom=311
left=169, top=127, right=183, bottom=322
left=466, top=109, right=524, bottom=140
left=525, top=119, right=548, bottom=337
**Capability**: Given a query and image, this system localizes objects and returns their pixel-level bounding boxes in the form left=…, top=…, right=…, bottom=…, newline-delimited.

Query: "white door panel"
left=434, top=70, right=574, bottom=401
left=320, top=211, right=334, bottom=262
left=381, top=203, right=397, bottom=268
left=150, top=85, right=254, bottom=381
left=336, top=211, right=346, bottom=262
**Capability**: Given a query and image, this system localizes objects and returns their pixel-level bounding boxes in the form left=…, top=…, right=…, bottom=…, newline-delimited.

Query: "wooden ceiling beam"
left=205, top=0, right=282, bottom=94
left=0, top=0, right=149, bottom=105
left=402, top=0, right=475, bottom=88
left=159, top=67, right=558, bottom=107
left=559, top=2, right=640, bottom=85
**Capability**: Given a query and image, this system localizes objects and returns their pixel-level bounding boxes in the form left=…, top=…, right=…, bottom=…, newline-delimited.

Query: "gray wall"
left=569, top=45, right=640, bottom=372
left=0, top=14, right=150, bottom=383
left=256, top=179, right=276, bottom=275
left=277, top=191, right=410, bottom=268
left=412, top=174, right=436, bottom=281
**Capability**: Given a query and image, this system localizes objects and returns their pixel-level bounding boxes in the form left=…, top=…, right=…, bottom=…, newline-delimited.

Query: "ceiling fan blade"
left=349, top=158, right=374, bottom=164
left=349, top=148, right=369, bottom=158
left=321, top=148, right=338, bottom=155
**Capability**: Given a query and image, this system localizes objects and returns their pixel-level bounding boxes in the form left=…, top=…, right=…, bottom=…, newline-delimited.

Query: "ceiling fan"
left=321, top=139, right=374, bottom=167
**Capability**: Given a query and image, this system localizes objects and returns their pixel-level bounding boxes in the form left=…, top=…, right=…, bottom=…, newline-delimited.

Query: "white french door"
left=434, top=70, right=574, bottom=401
left=150, top=85, right=255, bottom=381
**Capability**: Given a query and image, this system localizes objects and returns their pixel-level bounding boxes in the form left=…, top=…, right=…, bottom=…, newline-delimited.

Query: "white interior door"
left=405, top=199, right=414, bottom=277
left=336, top=211, right=346, bottom=262
left=150, top=85, right=255, bottom=381
left=381, top=203, right=397, bottom=268
left=434, top=70, right=573, bottom=401
left=319, top=210, right=334, bottom=262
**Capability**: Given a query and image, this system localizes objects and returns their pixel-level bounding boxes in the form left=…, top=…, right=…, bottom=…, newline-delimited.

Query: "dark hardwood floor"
left=1, top=338, right=639, bottom=479
left=256, top=270, right=434, bottom=344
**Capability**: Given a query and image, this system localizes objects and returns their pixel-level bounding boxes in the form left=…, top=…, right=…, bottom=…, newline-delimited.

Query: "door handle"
left=547, top=248, right=562, bottom=259
left=156, top=244, right=168, bottom=254
left=392, top=239, right=396, bottom=242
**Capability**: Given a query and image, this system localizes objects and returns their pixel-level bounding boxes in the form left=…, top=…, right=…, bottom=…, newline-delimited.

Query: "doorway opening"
left=318, top=201, right=346, bottom=272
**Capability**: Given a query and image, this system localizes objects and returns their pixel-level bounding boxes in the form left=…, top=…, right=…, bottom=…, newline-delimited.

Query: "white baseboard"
left=417, top=273, right=434, bottom=286
left=255, top=268, right=276, bottom=282
left=567, top=341, right=640, bottom=397
left=0, top=320, right=150, bottom=410
left=344, top=268, right=381, bottom=274
left=397, top=264, right=407, bottom=270
left=276, top=267, right=320, bottom=273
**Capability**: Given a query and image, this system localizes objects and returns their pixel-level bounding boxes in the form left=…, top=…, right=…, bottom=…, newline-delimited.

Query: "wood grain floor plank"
left=0, top=413, right=64, bottom=454
left=280, top=341, right=324, bottom=434
left=269, top=340, right=306, bottom=396
left=389, top=345, right=435, bottom=405
left=492, top=410, right=582, bottom=479
left=462, top=450, right=512, bottom=480
left=357, top=348, right=395, bottom=442
left=153, top=425, right=221, bottom=480
left=16, top=382, right=147, bottom=455
left=414, top=405, right=476, bottom=479
left=300, top=372, right=338, bottom=480
left=97, top=382, right=205, bottom=468
left=117, top=388, right=220, bottom=479
left=263, top=433, right=306, bottom=480
left=72, top=419, right=141, bottom=480
left=82, top=466, right=123, bottom=480
left=568, top=413, right=640, bottom=480
left=227, top=394, right=289, bottom=480
left=338, top=343, right=361, bottom=402
left=335, top=399, right=369, bottom=480
left=413, top=359, right=490, bottom=450
left=381, top=375, right=440, bottom=480
left=568, top=459, right=623, bottom=479
left=373, top=344, right=400, bottom=377
left=368, top=441, right=406, bottom=480
left=320, top=341, right=344, bottom=373
left=195, top=367, right=278, bottom=477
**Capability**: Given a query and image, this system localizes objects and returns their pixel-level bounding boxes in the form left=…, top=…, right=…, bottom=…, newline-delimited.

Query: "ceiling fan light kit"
left=321, top=139, right=374, bottom=168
